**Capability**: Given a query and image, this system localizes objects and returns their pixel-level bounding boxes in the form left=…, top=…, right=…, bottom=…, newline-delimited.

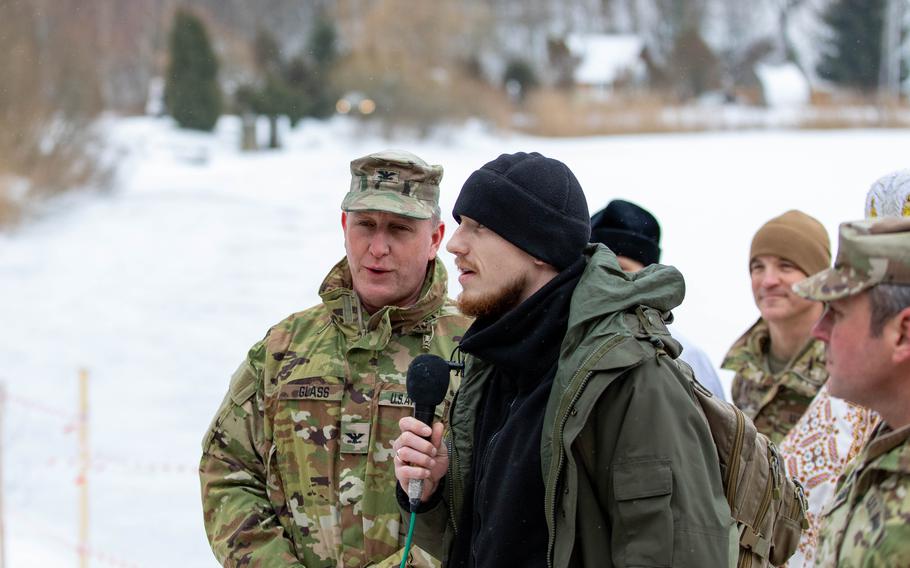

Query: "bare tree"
left=879, top=0, right=904, bottom=105
left=0, top=0, right=107, bottom=225
left=774, top=0, right=810, bottom=73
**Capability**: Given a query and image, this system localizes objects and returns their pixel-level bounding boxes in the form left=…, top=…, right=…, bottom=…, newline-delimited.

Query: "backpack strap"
left=739, top=523, right=772, bottom=560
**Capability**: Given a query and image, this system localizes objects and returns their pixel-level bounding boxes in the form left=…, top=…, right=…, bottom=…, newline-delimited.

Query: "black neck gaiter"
left=449, top=257, right=584, bottom=568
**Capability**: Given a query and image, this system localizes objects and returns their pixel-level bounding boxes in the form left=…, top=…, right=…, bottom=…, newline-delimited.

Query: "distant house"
left=567, top=34, right=645, bottom=99
left=755, top=62, right=810, bottom=107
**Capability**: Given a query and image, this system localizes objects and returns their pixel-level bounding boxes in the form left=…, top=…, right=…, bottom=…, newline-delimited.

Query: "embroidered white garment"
left=778, top=385, right=879, bottom=567
left=865, top=169, right=910, bottom=218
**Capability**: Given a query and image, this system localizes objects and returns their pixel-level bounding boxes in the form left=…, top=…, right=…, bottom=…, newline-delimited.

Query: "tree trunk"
left=268, top=115, right=280, bottom=149
left=241, top=113, right=258, bottom=151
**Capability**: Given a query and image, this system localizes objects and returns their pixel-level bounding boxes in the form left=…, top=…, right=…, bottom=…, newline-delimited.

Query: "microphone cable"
left=399, top=509, right=417, bottom=568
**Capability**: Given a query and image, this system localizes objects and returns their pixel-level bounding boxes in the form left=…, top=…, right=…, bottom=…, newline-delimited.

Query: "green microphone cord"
left=399, top=510, right=417, bottom=568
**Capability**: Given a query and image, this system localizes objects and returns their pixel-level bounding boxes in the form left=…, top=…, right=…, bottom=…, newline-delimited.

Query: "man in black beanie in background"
left=393, top=152, right=733, bottom=567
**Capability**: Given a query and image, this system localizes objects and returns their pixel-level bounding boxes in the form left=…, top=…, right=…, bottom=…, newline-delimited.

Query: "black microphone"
left=404, top=354, right=452, bottom=511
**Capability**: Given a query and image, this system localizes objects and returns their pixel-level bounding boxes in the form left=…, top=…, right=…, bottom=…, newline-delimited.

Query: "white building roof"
left=568, top=33, right=644, bottom=85
left=755, top=62, right=810, bottom=107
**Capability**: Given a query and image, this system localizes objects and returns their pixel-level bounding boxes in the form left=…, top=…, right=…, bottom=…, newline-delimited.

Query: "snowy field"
left=3, top=115, right=909, bottom=567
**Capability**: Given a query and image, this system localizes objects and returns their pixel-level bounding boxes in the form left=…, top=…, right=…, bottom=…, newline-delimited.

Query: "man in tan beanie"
left=722, top=210, right=831, bottom=443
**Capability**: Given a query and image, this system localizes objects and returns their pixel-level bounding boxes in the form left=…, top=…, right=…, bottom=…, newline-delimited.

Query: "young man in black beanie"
left=393, top=152, right=732, bottom=568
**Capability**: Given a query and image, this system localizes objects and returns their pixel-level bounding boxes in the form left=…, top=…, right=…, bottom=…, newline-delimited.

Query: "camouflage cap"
left=794, top=218, right=910, bottom=301
left=342, top=149, right=443, bottom=220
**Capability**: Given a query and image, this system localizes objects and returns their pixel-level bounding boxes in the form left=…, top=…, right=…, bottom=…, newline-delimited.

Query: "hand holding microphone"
left=393, top=354, right=452, bottom=512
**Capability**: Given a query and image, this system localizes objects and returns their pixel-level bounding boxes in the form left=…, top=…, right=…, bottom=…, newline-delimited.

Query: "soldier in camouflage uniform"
left=199, top=150, right=472, bottom=568
left=793, top=218, right=910, bottom=567
left=722, top=210, right=831, bottom=444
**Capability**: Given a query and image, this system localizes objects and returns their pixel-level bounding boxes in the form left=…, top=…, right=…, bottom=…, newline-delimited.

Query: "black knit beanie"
left=589, top=199, right=661, bottom=265
left=453, top=152, right=590, bottom=270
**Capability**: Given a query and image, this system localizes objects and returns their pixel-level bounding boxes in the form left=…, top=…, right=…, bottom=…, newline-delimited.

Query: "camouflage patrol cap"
left=794, top=218, right=910, bottom=301
left=342, top=149, right=443, bottom=220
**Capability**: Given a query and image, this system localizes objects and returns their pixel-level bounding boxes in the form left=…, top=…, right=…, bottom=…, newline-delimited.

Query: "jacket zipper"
left=544, top=335, right=625, bottom=568
left=446, top=387, right=462, bottom=537
left=545, top=370, right=593, bottom=568
left=446, top=436, right=459, bottom=534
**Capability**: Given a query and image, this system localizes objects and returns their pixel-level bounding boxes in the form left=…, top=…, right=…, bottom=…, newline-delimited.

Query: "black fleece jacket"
left=446, top=259, right=584, bottom=568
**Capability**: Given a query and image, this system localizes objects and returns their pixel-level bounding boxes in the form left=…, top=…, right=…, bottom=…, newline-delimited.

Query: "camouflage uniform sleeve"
left=859, top=520, right=910, bottom=567
left=823, top=470, right=910, bottom=567
left=200, top=348, right=303, bottom=567
left=399, top=480, right=451, bottom=561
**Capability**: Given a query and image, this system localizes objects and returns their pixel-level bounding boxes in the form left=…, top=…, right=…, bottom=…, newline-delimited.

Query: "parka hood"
left=567, top=244, right=685, bottom=331
left=555, top=243, right=686, bottom=373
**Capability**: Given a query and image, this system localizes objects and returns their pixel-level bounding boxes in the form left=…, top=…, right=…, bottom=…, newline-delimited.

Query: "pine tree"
left=240, top=29, right=294, bottom=148
left=304, top=17, right=339, bottom=118
left=815, top=0, right=902, bottom=92
left=234, top=21, right=339, bottom=150
left=308, top=18, right=338, bottom=72
left=165, top=9, right=222, bottom=131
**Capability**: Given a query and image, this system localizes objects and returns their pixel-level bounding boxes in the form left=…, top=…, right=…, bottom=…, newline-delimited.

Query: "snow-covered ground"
left=3, top=115, right=909, bottom=567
